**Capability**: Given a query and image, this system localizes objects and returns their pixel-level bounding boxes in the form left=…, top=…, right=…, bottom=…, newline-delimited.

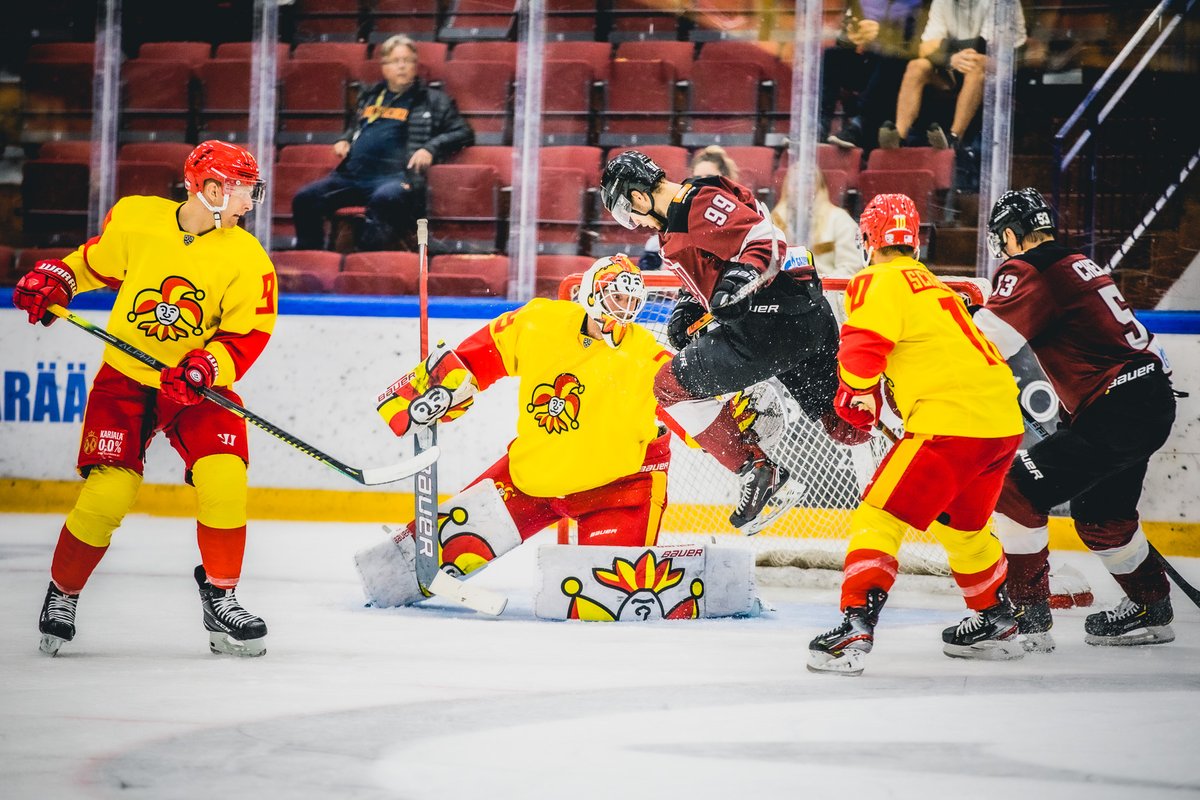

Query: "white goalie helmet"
left=577, top=253, right=647, bottom=348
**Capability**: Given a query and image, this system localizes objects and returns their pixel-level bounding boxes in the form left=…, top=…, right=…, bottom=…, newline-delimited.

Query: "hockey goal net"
left=558, top=272, right=990, bottom=576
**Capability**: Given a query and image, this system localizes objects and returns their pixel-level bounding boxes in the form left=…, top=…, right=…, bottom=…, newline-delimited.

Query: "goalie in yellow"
left=356, top=255, right=679, bottom=607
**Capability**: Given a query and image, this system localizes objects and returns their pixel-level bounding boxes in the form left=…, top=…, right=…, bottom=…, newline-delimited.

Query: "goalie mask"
left=578, top=254, right=647, bottom=348
left=859, top=192, right=921, bottom=265
left=184, top=140, right=266, bottom=226
left=987, top=187, right=1055, bottom=258
left=600, top=150, right=666, bottom=230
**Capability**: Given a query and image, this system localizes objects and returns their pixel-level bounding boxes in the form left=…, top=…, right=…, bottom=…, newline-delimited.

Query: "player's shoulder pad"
left=664, top=181, right=702, bottom=234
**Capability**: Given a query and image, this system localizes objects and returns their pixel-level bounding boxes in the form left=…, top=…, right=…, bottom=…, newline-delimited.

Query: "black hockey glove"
left=666, top=290, right=706, bottom=350
left=710, top=263, right=758, bottom=321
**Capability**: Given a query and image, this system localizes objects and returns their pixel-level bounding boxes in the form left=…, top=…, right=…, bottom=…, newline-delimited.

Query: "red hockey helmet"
left=183, top=140, right=265, bottom=203
left=859, top=193, right=921, bottom=262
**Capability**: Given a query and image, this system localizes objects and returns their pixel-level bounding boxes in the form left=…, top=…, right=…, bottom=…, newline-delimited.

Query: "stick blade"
left=429, top=570, right=508, bottom=616
left=359, top=446, right=441, bottom=485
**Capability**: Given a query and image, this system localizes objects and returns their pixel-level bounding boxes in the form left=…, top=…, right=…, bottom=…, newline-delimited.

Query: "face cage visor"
left=986, top=229, right=1005, bottom=258
left=223, top=177, right=267, bottom=204
left=607, top=193, right=638, bottom=229
left=596, top=276, right=647, bottom=324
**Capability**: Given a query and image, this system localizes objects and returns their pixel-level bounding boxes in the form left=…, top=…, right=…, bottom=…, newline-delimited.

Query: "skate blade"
left=1019, top=632, right=1056, bottom=654
left=740, top=480, right=807, bottom=536
left=208, top=632, right=267, bottom=657
left=806, top=649, right=866, bottom=676
left=39, top=634, right=67, bottom=656
left=1084, top=624, right=1175, bottom=647
left=943, top=639, right=1025, bottom=660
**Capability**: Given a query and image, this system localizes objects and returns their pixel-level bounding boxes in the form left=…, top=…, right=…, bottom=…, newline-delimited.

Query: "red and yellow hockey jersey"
left=63, top=195, right=277, bottom=388
left=454, top=298, right=672, bottom=498
left=839, top=256, right=1023, bottom=438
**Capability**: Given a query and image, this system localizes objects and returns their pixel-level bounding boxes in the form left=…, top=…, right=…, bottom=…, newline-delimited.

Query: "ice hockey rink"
left=1, top=512, right=1198, bottom=800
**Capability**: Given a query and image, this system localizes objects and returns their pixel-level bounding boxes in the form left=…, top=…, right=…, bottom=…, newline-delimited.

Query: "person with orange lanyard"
left=291, top=34, right=473, bottom=251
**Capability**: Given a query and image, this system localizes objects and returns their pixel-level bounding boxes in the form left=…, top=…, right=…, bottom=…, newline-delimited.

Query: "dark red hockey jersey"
left=657, top=176, right=786, bottom=307
left=976, top=242, right=1159, bottom=414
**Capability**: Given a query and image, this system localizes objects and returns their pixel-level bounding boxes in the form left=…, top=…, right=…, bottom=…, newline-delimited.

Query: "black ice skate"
left=1015, top=600, right=1055, bottom=653
left=194, top=565, right=267, bottom=657
left=807, top=588, right=888, bottom=677
left=942, top=588, right=1024, bottom=661
left=1084, top=596, right=1174, bottom=646
left=729, top=458, right=790, bottom=530
left=39, top=581, right=79, bottom=656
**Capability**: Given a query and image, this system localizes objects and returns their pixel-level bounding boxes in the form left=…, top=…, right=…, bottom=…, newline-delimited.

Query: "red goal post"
left=557, top=271, right=991, bottom=575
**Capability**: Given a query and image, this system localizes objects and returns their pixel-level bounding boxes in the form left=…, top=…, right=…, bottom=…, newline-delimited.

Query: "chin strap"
left=197, top=191, right=231, bottom=228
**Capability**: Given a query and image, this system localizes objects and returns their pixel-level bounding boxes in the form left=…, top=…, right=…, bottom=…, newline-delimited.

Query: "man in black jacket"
left=292, top=35, right=474, bottom=250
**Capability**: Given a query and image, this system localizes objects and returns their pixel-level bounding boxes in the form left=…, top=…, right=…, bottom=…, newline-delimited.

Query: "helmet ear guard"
left=986, top=187, right=1054, bottom=257
left=577, top=254, right=647, bottom=348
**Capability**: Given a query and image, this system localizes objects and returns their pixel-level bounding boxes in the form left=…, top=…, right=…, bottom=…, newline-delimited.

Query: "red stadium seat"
left=292, top=42, right=369, bottom=65
left=541, top=146, right=604, bottom=186
left=38, top=142, right=92, bottom=162
left=866, top=147, right=956, bottom=191
left=437, top=60, right=514, bottom=145
left=812, top=143, right=863, bottom=189
left=713, top=146, right=776, bottom=194
left=117, top=161, right=181, bottom=200
left=273, top=250, right=343, bottom=293
left=21, top=62, right=93, bottom=142
left=121, top=59, right=193, bottom=142
left=369, top=0, right=440, bottom=42
left=857, top=169, right=937, bottom=221
left=438, top=0, right=516, bottom=41
left=119, top=142, right=196, bottom=167
left=277, top=144, right=343, bottom=169
left=450, top=41, right=516, bottom=67
left=546, top=40, right=612, bottom=81
left=535, top=254, right=593, bottom=298
left=609, top=0, right=683, bottom=41
left=537, top=167, right=589, bottom=255
left=278, top=60, right=351, bottom=144
left=136, top=41, right=212, bottom=69
left=196, top=60, right=253, bottom=142
left=615, top=40, right=695, bottom=82
left=599, top=59, right=676, bottom=147
left=21, top=161, right=89, bottom=246
left=681, top=60, right=763, bottom=146
left=697, top=40, right=782, bottom=73
left=296, top=0, right=365, bottom=42
left=335, top=251, right=420, bottom=295
left=428, top=254, right=509, bottom=297
left=450, top=146, right=513, bottom=187
left=542, top=60, right=593, bottom=146
left=27, top=43, right=95, bottom=62
left=213, top=42, right=291, bottom=62
left=546, top=0, right=601, bottom=42
left=426, top=163, right=502, bottom=254
left=16, top=248, right=75, bottom=274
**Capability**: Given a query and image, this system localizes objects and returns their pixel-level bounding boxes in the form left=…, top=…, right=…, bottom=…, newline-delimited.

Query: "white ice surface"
left=2, top=512, right=1198, bottom=799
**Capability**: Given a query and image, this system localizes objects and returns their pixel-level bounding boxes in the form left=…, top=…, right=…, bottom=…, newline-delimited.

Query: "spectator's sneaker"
left=1084, top=596, right=1174, bottom=646
left=828, top=122, right=862, bottom=149
left=942, top=588, right=1025, bottom=660
left=927, top=122, right=952, bottom=150
left=807, top=588, right=888, bottom=676
left=878, top=121, right=901, bottom=149
left=1015, top=600, right=1055, bottom=653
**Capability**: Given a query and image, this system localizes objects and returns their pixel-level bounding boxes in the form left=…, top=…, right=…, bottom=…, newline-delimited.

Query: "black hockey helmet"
left=986, top=187, right=1055, bottom=257
left=600, top=150, right=666, bottom=229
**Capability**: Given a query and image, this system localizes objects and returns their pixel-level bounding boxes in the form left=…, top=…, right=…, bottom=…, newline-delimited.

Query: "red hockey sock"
left=1004, top=547, right=1050, bottom=605
left=952, top=556, right=1009, bottom=611
left=841, top=548, right=898, bottom=610
left=197, top=523, right=246, bottom=588
left=50, top=525, right=108, bottom=594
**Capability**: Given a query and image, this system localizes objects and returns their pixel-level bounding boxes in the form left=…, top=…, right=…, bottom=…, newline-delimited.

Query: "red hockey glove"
left=160, top=349, right=219, bottom=406
left=13, top=259, right=77, bottom=326
left=833, top=378, right=882, bottom=433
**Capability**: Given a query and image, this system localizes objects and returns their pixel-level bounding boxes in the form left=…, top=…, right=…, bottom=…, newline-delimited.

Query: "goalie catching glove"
left=377, top=342, right=478, bottom=437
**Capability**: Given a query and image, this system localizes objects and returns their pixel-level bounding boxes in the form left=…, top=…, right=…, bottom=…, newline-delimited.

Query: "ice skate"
left=942, top=589, right=1024, bottom=660
left=39, top=581, right=79, bottom=656
left=1015, top=600, right=1055, bottom=653
left=807, top=588, right=887, bottom=676
left=1084, top=596, right=1174, bottom=646
left=729, top=458, right=791, bottom=530
left=194, top=565, right=268, bottom=657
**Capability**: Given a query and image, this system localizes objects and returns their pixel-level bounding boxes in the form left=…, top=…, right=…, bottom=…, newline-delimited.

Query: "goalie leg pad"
left=533, top=543, right=761, bottom=621
left=354, top=527, right=423, bottom=608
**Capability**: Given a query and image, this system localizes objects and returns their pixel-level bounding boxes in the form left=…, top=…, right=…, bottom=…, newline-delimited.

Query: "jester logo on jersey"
left=560, top=550, right=704, bottom=621
left=126, top=276, right=206, bottom=341
left=527, top=373, right=583, bottom=434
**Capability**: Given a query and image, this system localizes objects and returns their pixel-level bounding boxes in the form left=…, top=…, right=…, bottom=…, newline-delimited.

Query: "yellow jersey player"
left=14, top=141, right=277, bottom=658
left=355, top=255, right=677, bottom=607
left=807, top=193, right=1026, bottom=676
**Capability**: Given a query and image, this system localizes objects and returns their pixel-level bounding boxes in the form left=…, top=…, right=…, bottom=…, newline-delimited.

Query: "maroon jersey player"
left=599, top=150, right=868, bottom=531
left=973, top=188, right=1179, bottom=650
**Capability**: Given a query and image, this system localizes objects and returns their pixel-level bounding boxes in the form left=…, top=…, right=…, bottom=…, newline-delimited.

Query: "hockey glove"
left=666, top=290, right=707, bottom=350
left=710, top=263, right=759, bottom=321
left=160, top=349, right=219, bottom=406
left=833, top=377, right=882, bottom=433
left=13, top=259, right=77, bottom=326
left=378, top=343, right=478, bottom=437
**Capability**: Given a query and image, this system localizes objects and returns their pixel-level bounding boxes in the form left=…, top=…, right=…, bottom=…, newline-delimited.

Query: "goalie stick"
left=46, top=304, right=437, bottom=485
left=410, top=219, right=508, bottom=616
left=1017, top=403, right=1200, bottom=610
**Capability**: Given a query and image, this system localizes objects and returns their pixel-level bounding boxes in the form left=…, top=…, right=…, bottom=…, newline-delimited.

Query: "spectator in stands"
left=772, top=168, right=861, bottom=278
left=878, top=0, right=1025, bottom=152
left=292, top=35, right=474, bottom=251
left=690, top=145, right=740, bottom=182
left=824, top=0, right=926, bottom=151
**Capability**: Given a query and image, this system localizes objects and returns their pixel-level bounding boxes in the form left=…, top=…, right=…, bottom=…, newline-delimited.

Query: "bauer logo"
left=1, top=361, right=89, bottom=423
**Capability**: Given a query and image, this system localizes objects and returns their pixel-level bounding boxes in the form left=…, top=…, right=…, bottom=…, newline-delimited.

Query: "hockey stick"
left=1017, top=403, right=1200, bottom=609
left=410, top=220, right=508, bottom=616
left=46, top=304, right=437, bottom=485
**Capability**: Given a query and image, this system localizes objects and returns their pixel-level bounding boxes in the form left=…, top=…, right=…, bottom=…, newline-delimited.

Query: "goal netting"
left=559, top=272, right=991, bottom=577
